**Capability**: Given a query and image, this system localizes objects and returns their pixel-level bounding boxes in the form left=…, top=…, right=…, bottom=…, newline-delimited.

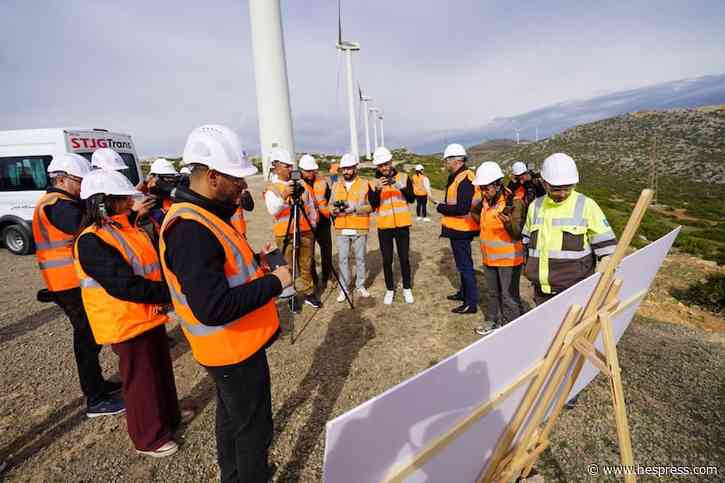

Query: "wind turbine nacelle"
left=337, top=41, right=360, bottom=51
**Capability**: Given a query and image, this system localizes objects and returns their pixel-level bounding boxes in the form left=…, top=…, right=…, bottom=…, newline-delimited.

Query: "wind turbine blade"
left=337, top=0, right=342, bottom=45
left=358, top=82, right=363, bottom=101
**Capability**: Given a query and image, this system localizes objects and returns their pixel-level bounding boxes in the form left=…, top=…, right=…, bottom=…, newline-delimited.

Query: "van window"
left=0, top=156, right=52, bottom=191
left=77, top=152, right=140, bottom=185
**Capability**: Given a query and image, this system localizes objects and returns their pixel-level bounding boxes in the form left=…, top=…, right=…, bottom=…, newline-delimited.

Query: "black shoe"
left=102, top=380, right=123, bottom=397
left=288, top=297, right=302, bottom=314
left=304, top=295, right=323, bottom=309
left=564, top=394, right=579, bottom=410
left=452, top=304, right=477, bottom=314
left=446, top=292, right=464, bottom=302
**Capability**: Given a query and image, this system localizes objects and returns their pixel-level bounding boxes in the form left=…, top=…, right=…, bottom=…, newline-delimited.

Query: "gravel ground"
left=1, top=177, right=723, bottom=482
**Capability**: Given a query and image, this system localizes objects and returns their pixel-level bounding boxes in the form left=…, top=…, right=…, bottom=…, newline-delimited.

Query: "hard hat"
left=473, top=161, right=504, bottom=186
left=91, top=148, right=127, bottom=171
left=80, top=169, right=141, bottom=200
left=372, top=146, right=393, bottom=165
left=511, top=161, right=528, bottom=176
left=149, top=158, right=179, bottom=176
left=415, top=164, right=424, bottom=171
left=269, top=148, right=293, bottom=166
left=443, top=143, right=467, bottom=159
left=47, top=153, right=91, bottom=178
left=541, top=153, right=579, bottom=185
left=298, top=154, right=318, bottom=171
left=179, top=166, right=192, bottom=175
left=339, top=153, right=357, bottom=168
left=182, top=125, right=257, bottom=178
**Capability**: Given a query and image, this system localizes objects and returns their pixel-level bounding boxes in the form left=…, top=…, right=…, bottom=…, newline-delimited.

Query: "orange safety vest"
left=331, top=177, right=371, bottom=231
left=74, top=215, right=168, bottom=344
left=441, top=169, right=480, bottom=233
left=159, top=202, right=279, bottom=367
left=266, top=181, right=317, bottom=237
left=412, top=173, right=428, bottom=196
left=375, top=173, right=412, bottom=229
left=32, top=192, right=80, bottom=291
left=231, top=207, right=246, bottom=236
left=514, top=185, right=525, bottom=201
left=479, top=190, right=524, bottom=267
left=312, top=177, right=331, bottom=218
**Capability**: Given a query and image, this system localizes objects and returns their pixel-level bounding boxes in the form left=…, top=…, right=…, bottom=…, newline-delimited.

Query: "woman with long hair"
left=74, top=169, right=192, bottom=457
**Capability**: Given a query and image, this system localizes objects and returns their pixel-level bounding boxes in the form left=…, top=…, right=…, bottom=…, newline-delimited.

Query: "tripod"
left=281, top=183, right=354, bottom=317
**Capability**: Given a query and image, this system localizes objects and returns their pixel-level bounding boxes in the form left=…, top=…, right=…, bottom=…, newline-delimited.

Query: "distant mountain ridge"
left=413, top=73, right=725, bottom=153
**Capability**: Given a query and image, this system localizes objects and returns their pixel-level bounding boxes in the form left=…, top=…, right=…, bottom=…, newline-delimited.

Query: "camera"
left=290, top=170, right=302, bottom=182
left=383, top=175, right=396, bottom=186
left=333, top=200, right=348, bottom=210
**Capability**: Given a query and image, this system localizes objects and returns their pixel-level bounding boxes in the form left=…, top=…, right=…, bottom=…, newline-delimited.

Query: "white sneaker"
left=337, top=291, right=347, bottom=303
left=356, top=287, right=370, bottom=298
left=383, top=290, right=394, bottom=305
left=416, top=216, right=422, bottom=220
left=423, top=217, right=431, bottom=222
left=137, top=440, right=179, bottom=458
left=403, top=288, right=414, bottom=304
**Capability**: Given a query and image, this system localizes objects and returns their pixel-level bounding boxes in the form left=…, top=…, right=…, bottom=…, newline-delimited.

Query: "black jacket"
left=437, top=166, right=478, bottom=240
left=369, top=168, right=416, bottom=209
left=163, top=186, right=283, bottom=326
left=44, top=188, right=83, bottom=235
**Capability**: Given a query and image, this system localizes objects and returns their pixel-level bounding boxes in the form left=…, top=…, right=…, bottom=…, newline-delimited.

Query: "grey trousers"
left=484, top=265, right=524, bottom=324
left=337, top=234, right=368, bottom=290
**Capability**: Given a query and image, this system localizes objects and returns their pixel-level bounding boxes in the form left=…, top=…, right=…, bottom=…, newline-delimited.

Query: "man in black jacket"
left=436, top=144, right=480, bottom=314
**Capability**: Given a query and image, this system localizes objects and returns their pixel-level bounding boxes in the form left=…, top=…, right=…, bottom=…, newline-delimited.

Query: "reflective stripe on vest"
left=231, top=208, right=246, bottom=236
left=441, top=170, right=479, bottom=232
left=268, top=182, right=314, bottom=236
left=478, top=191, right=524, bottom=267
left=531, top=193, right=586, bottom=227
left=376, top=173, right=412, bottom=229
left=74, top=217, right=167, bottom=344
left=159, top=202, right=279, bottom=367
left=313, top=177, right=331, bottom=218
left=331, top=178, right=370, bottom=231
left=412, top=174, right=427, bottom=196
left=32, top=192, right=80, bottom=291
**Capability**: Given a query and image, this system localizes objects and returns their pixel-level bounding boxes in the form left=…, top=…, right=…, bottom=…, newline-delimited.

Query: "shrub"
left=671, top=273, right=725, bottom=315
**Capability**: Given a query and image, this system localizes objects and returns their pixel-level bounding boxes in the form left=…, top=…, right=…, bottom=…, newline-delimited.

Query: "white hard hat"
left=91, top=148, right=127, bottom=171
left=182, top=125, right=257, bottom=178
left=339, top=153, right=358, bottom=168
left=269, top=148, right=293, bottom=166
left=179, top=166, right=192, bottom=175
left=47, top=153, right=91, bottom=178
left=415, top=164, right=424, bottom=171
left=473, top=161, right=504, bottom=186
left=443, top=143, right=467, bottom=159
left=298, top=154, right=318, bottom=171
left=149, top=158, right=179, bottom=176
left=541, top=153, right=579, bottom=185
left=511, top=161, right=528, bottom=176
left=372, top=146, right=393, bottom=166
left=80, top=169, right=141, bottom=200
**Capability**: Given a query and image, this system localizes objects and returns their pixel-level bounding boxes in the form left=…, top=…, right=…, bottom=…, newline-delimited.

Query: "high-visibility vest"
left=32, top=192, right=80, bottom=291
left=479, top=190, right=524, bottom=267
left=441, top=169, right=480, bottom=233
left=331, top=177, right=371, bottom=232
left=266, top=181, right=317, bottom=237
left=159, top=202, right=279, bottom=367
left=522, top=191, right=617, bottom=294
left=74, top=215, right=168, bottom=344
left=231, top=207, right=246, bottom=236
left=412, top=173, right=428, bottom=196
left=312, top=177, right=331, bottom=218
left=514, top=185, right=526, bottom=201
left=375, top=173, right=412, bottom=230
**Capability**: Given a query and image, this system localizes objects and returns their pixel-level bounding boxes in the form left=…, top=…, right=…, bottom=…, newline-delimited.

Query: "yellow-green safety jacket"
left=522, top=191, right=617, bottom=295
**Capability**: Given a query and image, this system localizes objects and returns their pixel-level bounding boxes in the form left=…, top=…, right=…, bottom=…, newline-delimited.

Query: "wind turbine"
left=515, top=128, right=520, bottom=145
left=248, top=0, right=294, bottom=179
left=359, top=84, right=373, bottom=160
left=378, top=110, right=385, bottom=148
left=535, top=127, right=539, bottom=142
left=337, top=0, right=360, bottom=161
left=369, top=106, right=380, bottom=150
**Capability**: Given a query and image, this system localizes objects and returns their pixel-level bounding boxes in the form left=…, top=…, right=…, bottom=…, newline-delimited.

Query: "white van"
left=0, top=128, right=143, bottom=255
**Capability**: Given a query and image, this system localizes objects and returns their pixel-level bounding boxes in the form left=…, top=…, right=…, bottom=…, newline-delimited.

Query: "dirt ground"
left=1, top=176, right=723, bottom=482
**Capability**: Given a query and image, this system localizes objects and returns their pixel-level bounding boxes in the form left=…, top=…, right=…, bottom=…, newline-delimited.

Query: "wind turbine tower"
left=378, top=110, right=385, bottom=148
left=248, top=0, right=295, bottom=179
left=337, top=1, right=360, bottom=161
left=359, top=85, right=373, bottom=159
left=369, top=107, right=380, bottom=150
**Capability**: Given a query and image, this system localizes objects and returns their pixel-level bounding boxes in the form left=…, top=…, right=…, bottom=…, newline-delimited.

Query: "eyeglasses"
left=215, top=170, right=245, bottom=186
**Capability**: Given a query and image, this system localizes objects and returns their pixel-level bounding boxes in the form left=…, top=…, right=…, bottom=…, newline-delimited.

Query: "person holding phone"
left=469, top=161, right=525, bottom=335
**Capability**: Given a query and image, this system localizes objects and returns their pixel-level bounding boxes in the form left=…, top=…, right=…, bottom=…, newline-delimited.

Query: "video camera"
left=288, top=169, right=305, bottom=200
left=333, top=200, right=348, bottom=211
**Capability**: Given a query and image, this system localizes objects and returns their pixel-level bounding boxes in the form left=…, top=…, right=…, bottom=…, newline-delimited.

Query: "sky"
left=2, top=0, right=725, bottom=157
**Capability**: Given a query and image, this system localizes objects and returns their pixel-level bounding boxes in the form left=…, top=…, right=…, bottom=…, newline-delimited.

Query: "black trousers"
left=53, top=288, right=105, bottom=407
left=206, top=349, right=273, bottom=483
left=378, top=226, right=412, bottom=290
left=312, top=219, right=333, bottom=285
left=415, top=195, right=428, bottom=218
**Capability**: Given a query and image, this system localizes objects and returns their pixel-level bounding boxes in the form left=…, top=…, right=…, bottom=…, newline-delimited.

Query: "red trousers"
left=112, top=324, right=181, bottom=451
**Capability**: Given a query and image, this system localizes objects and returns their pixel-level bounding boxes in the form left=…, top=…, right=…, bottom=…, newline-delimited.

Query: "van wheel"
left=2, top=224, right=33, bottom=255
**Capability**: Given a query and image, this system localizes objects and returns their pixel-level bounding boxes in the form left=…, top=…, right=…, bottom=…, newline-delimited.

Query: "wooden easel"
left=381, top=190, right=653, bottom=483
left=478, top=189, right=653, bottom=483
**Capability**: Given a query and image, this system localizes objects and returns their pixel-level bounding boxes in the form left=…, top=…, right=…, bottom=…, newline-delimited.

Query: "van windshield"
left=77, top=152, right=140, bottom=185
left=0, top=156, right=52, bottom=191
